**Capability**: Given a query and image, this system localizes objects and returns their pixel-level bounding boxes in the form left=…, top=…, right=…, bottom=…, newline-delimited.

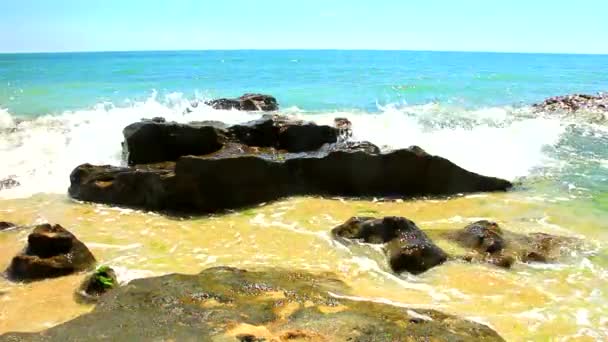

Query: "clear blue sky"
left=1, top=0, right=607, bottom=54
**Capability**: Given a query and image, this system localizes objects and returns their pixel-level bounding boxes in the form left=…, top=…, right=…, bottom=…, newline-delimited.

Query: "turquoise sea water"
left=1, top=50, right=607, bottom=115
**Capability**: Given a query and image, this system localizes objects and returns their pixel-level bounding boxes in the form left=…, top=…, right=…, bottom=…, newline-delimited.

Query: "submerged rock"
left=5, top=224, right=96, bottom=281
left=332, top=216, right=448, bottom=274
left=205, top=93, right=279, bottom=111
left=0, top=267, right=505, bottom=341
left=0, top=177, right=19, bottom=191
left=447, top=220, right=578, bottom=268
left=0, top=222, right=16, bottom=231
left=76, top=265, right=118, bottom=303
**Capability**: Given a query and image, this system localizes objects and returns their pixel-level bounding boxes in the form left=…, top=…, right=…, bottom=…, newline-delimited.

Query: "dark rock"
left=0, top=177, right=19, bottom=191
left=0, top=267, right=505, bottom=341
left=332, top=216, right=448, bottom=274
left=446, top=221, right=579, bottom=268
left=5, top=224, right=96, bottom=281
left=123, top=115, right=340, bottom=165
left=455, top=220, right=505, bottom=254
left=70, top=144, right=512, bottom=213
left=0, top=222, right=16, bottom=231
left=206, top=93, right=278, bottom=111
left=123, top=120, right=227, bottom=165
left=76, top=266, right=118, bottom=303
left=228, top=114, right=339, bottom=152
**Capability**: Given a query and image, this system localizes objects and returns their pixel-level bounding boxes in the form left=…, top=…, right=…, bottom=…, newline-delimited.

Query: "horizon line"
left=1, top=48, right=607, bottom=56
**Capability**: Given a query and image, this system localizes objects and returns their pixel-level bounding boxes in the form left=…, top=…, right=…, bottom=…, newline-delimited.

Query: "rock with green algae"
left=0, top=267, right=505, bottom=341
left=75, top=265, right=118, bottom=303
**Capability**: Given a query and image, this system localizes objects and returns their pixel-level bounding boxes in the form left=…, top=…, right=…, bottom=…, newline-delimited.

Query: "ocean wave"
left=0, top=92, right=588, bottom=199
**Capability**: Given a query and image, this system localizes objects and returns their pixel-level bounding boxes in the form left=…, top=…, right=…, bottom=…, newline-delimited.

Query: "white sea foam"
left=0, top=93, right=570, bottom=199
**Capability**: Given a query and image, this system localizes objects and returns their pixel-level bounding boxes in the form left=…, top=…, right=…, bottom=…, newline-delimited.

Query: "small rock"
left=332, top=216, right=448, bottom=274
left=5, top=224, right=96, bottom=281
left=0, top=222, right=16, bottom=231
left=206, top=94, right=278, bottom=111
left=76, top=266, right=118, bottom=303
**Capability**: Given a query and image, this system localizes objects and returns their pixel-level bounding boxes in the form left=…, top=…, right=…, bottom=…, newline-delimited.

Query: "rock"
left=446, top=221, right=578, bottom=268
left=206, top=93, right=278, bottom=111
left=455, top=220, right=505, bottom=254
left=5, top=224, right=96, bottom=281
left=76, top=266, right=118, bottom=303
left=70, top=144, right=512, bottom=213
left=0, top=222, right=16, bottom=231
left=0, top=267, right=505, bottom=341
left=533, top=93, right=608, bottom=123
left=0, top=177, right=19, bottom=191
left=332, top=217, right=448, bottom=274
left=123, top=115, right=340, bottom=165
left=123, top=120, right=227, bottom=165
left=334, top=117, right=353, bottom=139
left=228, top=114, right=339, bottom=152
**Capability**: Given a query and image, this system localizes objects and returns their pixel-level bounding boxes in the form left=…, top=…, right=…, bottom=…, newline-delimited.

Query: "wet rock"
left=123, top=115, right=340, bottom=165
left=332, top=216, right=448, bottom=274
left=123, top=120, right=227, bottom=165
left=70, top=144, right=512, bottom=213
left=334, top=117, right=353, bottom=139
left=76, top=266, right=118, bottom=303
left=533, top=93, right=608, bottom=123
left=0, top=267, right=505, bottom=341
left=206, top=93, right=278, bottom=111
left=0, top=177, right=19, bottom=191
left=0, top=222, right=16, bottom=231
left=5, top=224, right=96, bottom=281
left=228, top=114, right=339, bottom=152
left=447, top=221, right=578, bottom=268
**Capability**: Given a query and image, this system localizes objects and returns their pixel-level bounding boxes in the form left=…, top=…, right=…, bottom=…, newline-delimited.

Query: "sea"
left=0, top=50, right=607, bottom=340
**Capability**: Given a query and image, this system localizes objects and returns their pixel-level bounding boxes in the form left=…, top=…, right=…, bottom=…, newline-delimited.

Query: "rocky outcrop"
left=76, top=266, right=118, bottom=303
left=4, top=224, right=96, bottom=281
left=70, top=114, right=512, bottom=213
left=205, top=93, right=279, bottom=111
left=0, top=267, right=505, bottom=341
left=332, top=216, right=448, bottom=274
left=534, top=93, right=608, bottom=113
left=122, top=114, right=339, bottom=165
left=446, top=220, right=578, bottom=268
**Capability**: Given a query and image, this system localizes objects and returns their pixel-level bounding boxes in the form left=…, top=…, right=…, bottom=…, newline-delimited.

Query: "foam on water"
left=0, top=92, right=579, bottom=199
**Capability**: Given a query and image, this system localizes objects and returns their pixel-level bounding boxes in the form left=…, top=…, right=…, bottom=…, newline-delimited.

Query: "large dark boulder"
left=123, top=120, right=227, bottom=165
left=446, top=220, right=579, bottom=268
left=123, top=115, right=340, bottom=165
left=0, top=267, right=505, bottom=341
left=332, top=217, right=448, bottom=274
left=5, top=224, right=96, bottom=281
left=206, top=93, right=279, bottom=111
left=69, top=144, right=512, bottom=213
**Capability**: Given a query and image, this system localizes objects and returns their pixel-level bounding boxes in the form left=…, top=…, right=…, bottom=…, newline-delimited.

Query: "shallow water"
left=1, top=191, right=607, bottom=340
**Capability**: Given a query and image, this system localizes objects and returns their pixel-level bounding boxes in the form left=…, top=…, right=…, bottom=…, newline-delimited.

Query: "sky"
left=0, top=0, right=607, bottom=54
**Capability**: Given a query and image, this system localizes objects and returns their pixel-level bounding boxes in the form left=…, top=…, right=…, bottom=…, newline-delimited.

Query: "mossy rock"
left=1, top=267, right=504, bottom=341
